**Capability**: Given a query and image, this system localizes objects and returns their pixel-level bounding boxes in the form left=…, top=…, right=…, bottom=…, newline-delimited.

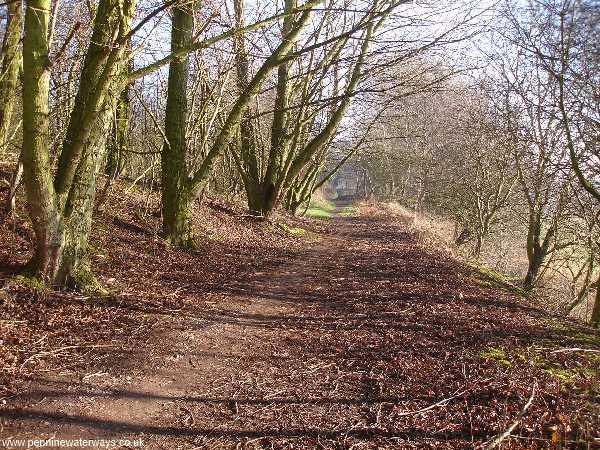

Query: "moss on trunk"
left=106, top=83, right=129, bottom=177
left=161, top=4, right=196, bottom=247
left=22, top=0, right=135, bottom=289
left=162, top=185, right=195, bottom=248
left=0, top=0, right=22, bottom=153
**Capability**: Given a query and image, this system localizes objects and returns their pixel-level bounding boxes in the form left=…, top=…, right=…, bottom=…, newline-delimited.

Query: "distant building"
left=330, top=160, right=373, bottom=200
left=332, top=172, right=359, bottom=199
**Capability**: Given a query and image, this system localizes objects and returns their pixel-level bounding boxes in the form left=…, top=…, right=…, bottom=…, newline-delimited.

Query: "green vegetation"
left=12, top=269, right=109, bottom=296
left=480, top=344, right=599, bottom=382
left=339, top=205, right=354, bottom=217
left=479, top=346, right=512, bottom=366
left=275, top=222, right=321, bottom=242
left=303, top=197, right=355, bottom=218
left=305, top=207, right=333, bottom=218
left=541, top=366, right=584, bottom=382
left=469, top=262, right=527, bottom=297
left=535, top=349, right=598, bottom=382
left=71, top=268, right=110, bottom=296
left=12, top=275, right=47, bottom=290
left=482, top=327, right=600, bottom=384
left=305, top=196, right=336, bottom=218
left=276, top=222, right=308, bottom=235
left=542, top=318, right=600, bottom=346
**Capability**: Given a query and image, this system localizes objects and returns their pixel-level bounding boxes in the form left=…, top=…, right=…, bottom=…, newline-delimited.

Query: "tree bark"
left=474, top=234, right=484, bottom=258
left=261, top=0, right=296, bottom=215
left=0, top=0, right=23, bottom=154
left=591, top=272, right=600, bottom=328
left=54, top=0, right=132, bottom=205
left=246, top=183, right=268, bottom=217
left=22, top=0, right=61, bottom=280
left=231, top=0, right=295, bottom=217
left=161, top=3, right=195, bottom=247
left=233, top=0, right=260, bottom=188
left=51, top=0, right=134, bottom=286
left=524, top=246, right=544, bottom=291
left=58, top=104, right=114, bottom=288
left=22, top=0, right=135, bottom=288
left=106, top=77, right=130, bottom=177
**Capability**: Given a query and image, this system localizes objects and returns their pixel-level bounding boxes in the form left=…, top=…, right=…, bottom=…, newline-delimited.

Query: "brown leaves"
left=0, top=175, right=598, bottom=448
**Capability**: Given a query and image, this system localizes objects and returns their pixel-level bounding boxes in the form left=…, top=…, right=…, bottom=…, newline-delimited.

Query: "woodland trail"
left=2, top=210, right=599, bottom=449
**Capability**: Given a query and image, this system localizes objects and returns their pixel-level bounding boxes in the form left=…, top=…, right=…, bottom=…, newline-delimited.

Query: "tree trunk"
left=233, top=0, right=294, bottom=217
left=280, top=20, right=376, bottom=211
left=106, top=79, right=129, bottom=177
left=233, top=0, right=260, bottom=188
left=50, top=0, right=134, bottom=286
left=54, top=0, right=131, bottom=204
left=203, top=0, right=319, bottom=217
left=591, top=273, right=600, bottom=328
left=57, top=103, right=113, bottom=288
left=455, top=226, right=472, bottom=246
left=524, top=247, right=544, bottom=291
left=161, top=3, right=195, bottom=247
left=0, top=0, right=23, bottom=154
left=264, top=0, right=295, bottom=200
left=283, top=164, right=319, bottom=215
left=474, top=234, right=484, bottom=258
left=22, top=0, right=61, bottom=281
left=473, top=219, right=489, bottom=258
left=162, top=185, right=195, bottom=247
left=22, top=0, right=135, bottom=288
left=523, top=208, right=545, bottom=291
left=283, top=184, right=301, bottom=215
left=287, top=195, right=303, bottom=216
left=245, top=183, right=265, bottom=216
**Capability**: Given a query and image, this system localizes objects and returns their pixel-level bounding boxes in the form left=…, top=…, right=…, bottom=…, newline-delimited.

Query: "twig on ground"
left=82, top=371, right=109, bottom=381
left=548, top=348, right=600, bottom=354
left=481, top=381, right=537, bottom=450
left=19, top=344, right=117, bottom=371
left=393, top=390, right=466, bottom=417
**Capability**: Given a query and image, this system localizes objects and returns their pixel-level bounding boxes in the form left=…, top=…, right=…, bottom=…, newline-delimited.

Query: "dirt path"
left=2, top=213, right=599, bottom=448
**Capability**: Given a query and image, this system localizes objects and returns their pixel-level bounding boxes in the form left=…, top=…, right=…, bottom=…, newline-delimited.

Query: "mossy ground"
left=479, top=346, right=512, bottom=366
left=304, top=199, right=355, bottom=219
left=469, top=262, right=527, bottom=296
left=304, top=197, right=336, bottom=218
left=481, top=336, right=600, bottom=384
left=71, top=268, right=110, bottom=296
left=276, top=222, right=321, bottom=242
left=276, top=222, right=308, bottom=236
left=305, top=206, right=334, bottom=218
left=542, top=318, right=600, bottom=346
left=338, top=205, right=354, bottom=216
left=11, top=274, right=48, bottom=291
